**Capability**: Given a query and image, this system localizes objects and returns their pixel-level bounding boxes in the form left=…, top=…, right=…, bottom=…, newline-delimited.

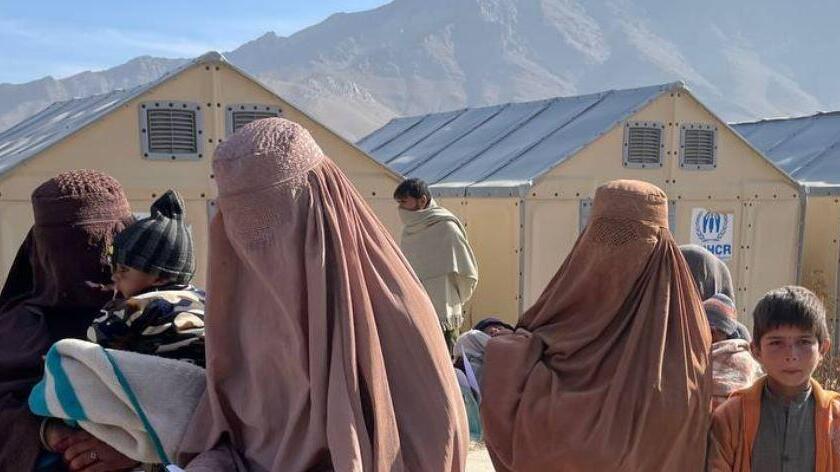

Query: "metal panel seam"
left=400, top=103, right=511, bottom=176
left=434, top=99, right=558, bottom=186
left=788, top=130, right=840, bottom=178
left=475, top=90, right=616, bottom=186
left=763, top=115, right=818, bottom=155
left=364, top=116, right=425, bottom=154
left=382, top=109, right=468, bottom=165
left=797, top=185, right=807, bottom=284
left=527, top=85, right=674, bottom=185
left=518, top=199, right=526, bottom=316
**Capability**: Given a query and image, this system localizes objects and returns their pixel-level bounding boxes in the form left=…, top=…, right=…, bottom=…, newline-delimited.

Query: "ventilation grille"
left=626, top=127, right=662, bottom=165
left=146, top=109, right=197, bottom=153
left=623, top=122, right=663, bottom=168
left=681, top=125, right=717, bottom=169
left=232, top=111, right=280, bottom=133
left=226, top=105, right=282, bottom=136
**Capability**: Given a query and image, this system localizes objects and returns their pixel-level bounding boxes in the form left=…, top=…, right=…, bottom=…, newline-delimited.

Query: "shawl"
left=28, top=339, right=205, bottom=464
left=399, top=202, right=478, bottom=308
left=0, top=170, right=133, bottom=471
left=481, top=180, right=712, bottom=472
left=178, top=118, right=467, bottom=471
left=710, top=339, right=763, bottom=410
left=453, top=330, right=490, bottom=393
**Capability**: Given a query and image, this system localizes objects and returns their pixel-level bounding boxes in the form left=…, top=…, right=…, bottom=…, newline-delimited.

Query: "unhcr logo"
left=695, top=211, right=728, bottom=243
left=692, top=209, right=733, bottom=260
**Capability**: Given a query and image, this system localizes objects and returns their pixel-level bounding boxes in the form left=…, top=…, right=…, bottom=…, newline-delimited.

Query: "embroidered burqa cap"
left=481, top=180, right=711, bottom=471
left=178, top=118, right=467, bottom=471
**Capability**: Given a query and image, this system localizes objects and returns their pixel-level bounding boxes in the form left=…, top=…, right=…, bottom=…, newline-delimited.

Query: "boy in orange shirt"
left=707, top=286, right=840, bottom=471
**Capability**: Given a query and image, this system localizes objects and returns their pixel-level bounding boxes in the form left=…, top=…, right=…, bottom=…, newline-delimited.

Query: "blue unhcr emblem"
left=694, top=211, right=728, bottom=243
left=692, top=209, right=733, bottom=260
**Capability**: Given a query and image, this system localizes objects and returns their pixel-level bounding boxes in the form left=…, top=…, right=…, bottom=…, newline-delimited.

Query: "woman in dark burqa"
left=0, top=170, right=136, bottom=471
left=679, top=244, right=734, bottom=300
left=679, top=244, right=750, bottom=340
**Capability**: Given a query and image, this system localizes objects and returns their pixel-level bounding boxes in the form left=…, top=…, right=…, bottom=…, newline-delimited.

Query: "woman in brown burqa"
left=481, top=180, right=711, bottom=471
left=178, top=118, right=467, bottom=471
left=0, top=170, right=136, bottom=471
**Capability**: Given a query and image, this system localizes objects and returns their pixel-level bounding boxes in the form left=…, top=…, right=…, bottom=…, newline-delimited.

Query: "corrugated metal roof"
left=0, top=51, right=400, bottom=181
left=358, top=82, right=680, bottom=196
left=734, top=112, right=840, bottom=191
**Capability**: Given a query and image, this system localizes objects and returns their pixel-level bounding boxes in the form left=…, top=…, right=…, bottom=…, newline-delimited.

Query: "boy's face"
left=111, top=264, right=167, bottom=298
left=752, top=325, right=830, bottom=396
left=395, top=195, right=429, bottom=211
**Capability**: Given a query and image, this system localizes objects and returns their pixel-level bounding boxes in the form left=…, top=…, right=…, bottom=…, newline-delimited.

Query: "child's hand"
left=85, top=281, right=115, bottom=292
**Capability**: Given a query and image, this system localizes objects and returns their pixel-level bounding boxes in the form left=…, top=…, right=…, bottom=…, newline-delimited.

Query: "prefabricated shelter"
left=360, top=82, right=803, bottom=328
left=0, top=51, right=401, bottom=286
left=734, top=112, right=840, bottom=321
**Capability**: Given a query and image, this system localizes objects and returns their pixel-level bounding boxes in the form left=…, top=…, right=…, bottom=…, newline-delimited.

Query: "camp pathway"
left=467, top=442, right=494, bottom=471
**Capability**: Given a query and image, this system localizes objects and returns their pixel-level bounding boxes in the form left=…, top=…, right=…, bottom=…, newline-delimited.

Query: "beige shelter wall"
left=800, top=197, right=840, bottom=318
left=425, top=197, right=520, bottom=329
left=462, top=198, right=520, bottom=327
left=0, top=201, right=35, bottom=276
left=669, top=90, right=800, bottom=322
left=528, top=89, right=800, bottom=322
left=0, top=61, right=400, bottom=287
left=0, top=65, right=216, bottom=286
left=521, top=198, right=580, bottom=308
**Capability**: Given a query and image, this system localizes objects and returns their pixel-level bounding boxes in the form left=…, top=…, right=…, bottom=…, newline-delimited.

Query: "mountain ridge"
left=2, top=0, right=838, bottom=140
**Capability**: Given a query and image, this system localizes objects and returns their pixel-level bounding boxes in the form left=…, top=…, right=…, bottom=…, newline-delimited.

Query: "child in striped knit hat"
left=86, top=190, right=206, bottom=367
left=705, top=293, right=763, bottom=409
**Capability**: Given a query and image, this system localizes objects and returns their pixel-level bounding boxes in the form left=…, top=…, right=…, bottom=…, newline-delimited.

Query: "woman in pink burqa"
left=178, top=118, right=468, bottom=471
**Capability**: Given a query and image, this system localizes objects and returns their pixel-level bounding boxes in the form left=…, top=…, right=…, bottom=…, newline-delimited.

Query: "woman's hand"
left=62, top=430, right=139, bottom=472
left=43, top=419, right=77, bottom=453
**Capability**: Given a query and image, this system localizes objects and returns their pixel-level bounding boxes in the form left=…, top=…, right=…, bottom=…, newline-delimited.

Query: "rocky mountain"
left=0, top=56, right=186, bottom=131
left=2, top=0, right=839, bottom=140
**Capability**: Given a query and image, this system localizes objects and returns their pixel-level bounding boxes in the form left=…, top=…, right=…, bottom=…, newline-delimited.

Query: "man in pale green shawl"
left=394, top=178, right=479, bottom=351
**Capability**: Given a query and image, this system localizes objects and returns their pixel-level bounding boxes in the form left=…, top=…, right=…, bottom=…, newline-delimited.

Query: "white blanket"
left=28, top=338, right=205, bottom=465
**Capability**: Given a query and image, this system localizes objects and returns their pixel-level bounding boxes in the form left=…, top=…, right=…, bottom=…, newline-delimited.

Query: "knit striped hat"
left=112, top=190, right=194, bottom=284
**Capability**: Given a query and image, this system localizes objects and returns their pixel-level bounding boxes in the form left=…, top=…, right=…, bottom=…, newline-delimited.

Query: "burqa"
left=0, top=170, right=133, bottom=471
left=178, top=118, right=468, bottom=472
left=481, top=180, right=711, bottom=471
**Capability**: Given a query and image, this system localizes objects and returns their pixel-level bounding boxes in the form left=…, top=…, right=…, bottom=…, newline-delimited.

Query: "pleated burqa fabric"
left=481, top=180, right=711, bottom=472
left=179, top=118, right=467, bottom=472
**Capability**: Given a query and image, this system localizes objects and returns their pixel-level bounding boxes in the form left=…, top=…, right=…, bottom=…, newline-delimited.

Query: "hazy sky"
left=0, top=0, right=389, bottom=84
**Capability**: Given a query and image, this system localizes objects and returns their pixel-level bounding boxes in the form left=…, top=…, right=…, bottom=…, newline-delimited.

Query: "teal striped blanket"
left=28, top=339, right=205, bottom=466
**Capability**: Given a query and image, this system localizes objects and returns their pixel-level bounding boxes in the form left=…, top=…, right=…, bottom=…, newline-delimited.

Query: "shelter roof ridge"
left=0, top=50, right=401, bottom=182
left=735, top=110, right=840, bottom=126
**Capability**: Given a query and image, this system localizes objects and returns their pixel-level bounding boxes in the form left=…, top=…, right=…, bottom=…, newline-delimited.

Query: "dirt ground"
left=466, top=442, right=494, bottom=471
